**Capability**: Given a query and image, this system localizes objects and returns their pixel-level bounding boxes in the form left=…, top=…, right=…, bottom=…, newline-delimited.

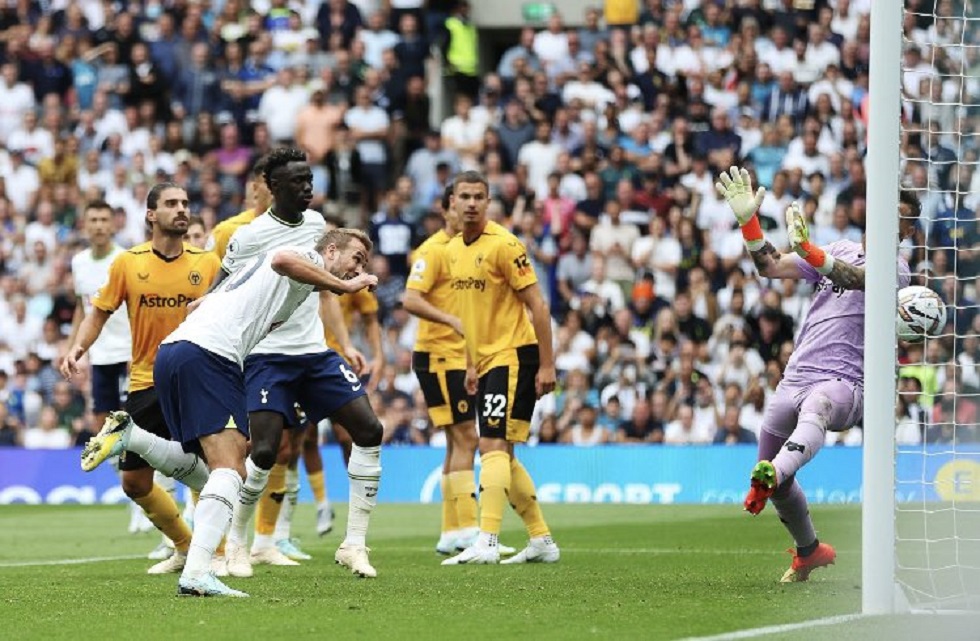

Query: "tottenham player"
left=716, top=166, right=918, bottom=581
left=204, top=148, right=385, bottom=580
left=64, top=201, right=148, bottom=540
left=81, top=228, right=377, bottom=597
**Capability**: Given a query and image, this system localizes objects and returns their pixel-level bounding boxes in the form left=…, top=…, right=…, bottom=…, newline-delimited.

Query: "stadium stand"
left=0, top=0, right=977, bottom=450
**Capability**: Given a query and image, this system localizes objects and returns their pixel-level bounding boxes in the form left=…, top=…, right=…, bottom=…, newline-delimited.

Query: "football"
left=897, top=285, right=947, bottom=343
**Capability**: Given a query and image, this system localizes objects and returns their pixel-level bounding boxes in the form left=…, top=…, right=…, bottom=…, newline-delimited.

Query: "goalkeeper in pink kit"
left=715, top=166, right=919, bottom=582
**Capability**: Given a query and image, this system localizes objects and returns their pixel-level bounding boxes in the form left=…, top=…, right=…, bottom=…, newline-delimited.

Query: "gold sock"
left=134, top=483, right=192, bottom=553
left=510, top=457, right=550, bottom=538
left=255, top=463, right=287, bottom=536
left=307, top=470, right=326, bottom=504
left=448, top=469, right=478, bottom=530
left=441, top=473, right=459, bottom=533
left=478, top=451, right=511, bottom=535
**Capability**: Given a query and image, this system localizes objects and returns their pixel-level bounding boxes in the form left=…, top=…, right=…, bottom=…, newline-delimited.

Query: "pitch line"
left=676, top=614, right=864, bottom=641
left=0, top=554, right=146, bottom=568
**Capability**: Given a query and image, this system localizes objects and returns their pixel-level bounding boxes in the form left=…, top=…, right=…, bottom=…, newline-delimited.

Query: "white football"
left=897, top=285, right=947, bottom=343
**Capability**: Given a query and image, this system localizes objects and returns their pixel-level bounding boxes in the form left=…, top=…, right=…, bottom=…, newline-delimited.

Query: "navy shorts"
left=154, top=341, right=249, bottom=449
left=91, top=362, right=128, bottom=413
left=244, top=351, right=366, bottom=429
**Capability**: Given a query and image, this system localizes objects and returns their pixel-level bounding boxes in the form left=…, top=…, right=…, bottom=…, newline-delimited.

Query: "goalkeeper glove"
left=785, top=201, right=835, bottom=275
left=715, top=166, right=766, bottom=250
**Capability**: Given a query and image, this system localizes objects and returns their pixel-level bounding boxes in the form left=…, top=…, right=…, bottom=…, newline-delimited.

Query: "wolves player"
left=715, top=166, right=918, bottom=581
left=442, top=172, right=560, bottom=566
left=62, top=185, right=221, bottom=574
left=205, top=155, right=273, bottom=259
left=403, top=186, right=515, bottom=556
left=81, top=227, right=377, bottom=597
left=207, top=148, right=385, bottom=580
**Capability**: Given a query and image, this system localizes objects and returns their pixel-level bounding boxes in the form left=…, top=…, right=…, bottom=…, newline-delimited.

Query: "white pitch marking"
left=675, top=614, right=865, bottom=641
left=0, top=554, right=146, bottom=568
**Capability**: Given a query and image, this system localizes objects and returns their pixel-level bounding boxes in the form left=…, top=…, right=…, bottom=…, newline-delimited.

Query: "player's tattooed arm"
left=749, top=241, right=781, bottom=277
left=825, top=258, right=865, bottom=291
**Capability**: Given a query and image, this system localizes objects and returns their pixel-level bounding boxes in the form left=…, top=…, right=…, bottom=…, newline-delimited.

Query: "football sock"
left=134, top=483, right=192, bottom=553
left=344, top=444, right=381, bottom=547
left=274, top=467, right=300, bottom=541
left=478, top=451, right=511, bottom=536
left=448, top=470, right=478, bottom=530
left=509, top=457, right=550, bottom=538
left=771, top=479, right=817, bottom=548
left=126, top=425, right=210, bottom=491
left=772, top=400, right=832, bottom=483
left=440, top=473, right=459, bottom=534
left=797, top=539, right=820, bottom=557
left=252, top=463, right=286, bottom=550
left=308, top=470, right=326, bottom=504
left=183, top=468, right=241, bottom=580
left=228, top=457, right=269, bottom=546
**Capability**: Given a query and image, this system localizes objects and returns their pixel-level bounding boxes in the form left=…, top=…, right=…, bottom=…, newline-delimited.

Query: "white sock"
left=155, top=470, right=176, bottom=494
left=344, top=444, right=381, bottom=547
left=478, top=531, right=498, bottom=548
left=227, top=457, right=269, bottom=547
left=127, top=424, right=210, bottom=491
left=252, top=533, right=275, bottom=551
left=274, top=467, right=299, bottom=541
left=182, top=468, right=241, bottom=580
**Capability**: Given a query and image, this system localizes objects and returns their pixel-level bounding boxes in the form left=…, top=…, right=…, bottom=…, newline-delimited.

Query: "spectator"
left=713, top=404, right=759, bottom=445
left=617, top=395, right=664, bottom=444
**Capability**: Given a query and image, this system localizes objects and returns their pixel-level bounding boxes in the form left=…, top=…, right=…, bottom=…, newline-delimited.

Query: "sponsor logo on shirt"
left=138, top=293, right=196, bottom=308
left=451, top=277, right=486, bottom=292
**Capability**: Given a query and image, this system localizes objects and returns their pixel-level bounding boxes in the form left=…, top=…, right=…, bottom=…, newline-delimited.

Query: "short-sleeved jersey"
left=446, top=220, right=538, bottom=376
left=324, top=288, right=379, bottom=354
left=205, top=208, right=259, bottom=260
left=785, top=239, right=911, bottom=386
left=406, top=229, right=466, bottom=359
left=91, top=242, right=221, bottom=392
left=164, top=247, right=321, bottom=366
left=222, top=209, right=327, bottom=356
left=72, top=245, right=132, bottom=365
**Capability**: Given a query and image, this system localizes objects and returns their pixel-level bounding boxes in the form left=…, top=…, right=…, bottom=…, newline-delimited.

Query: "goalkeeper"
left=715, top=166, right=919, bottom=582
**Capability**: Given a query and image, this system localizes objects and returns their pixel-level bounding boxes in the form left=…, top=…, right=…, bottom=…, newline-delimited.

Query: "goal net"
left=893, top=0, right=980, bottom=612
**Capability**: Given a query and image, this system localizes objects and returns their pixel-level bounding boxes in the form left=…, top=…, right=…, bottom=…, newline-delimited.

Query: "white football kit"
left=71, top=245, right=132, bottom=365
left=221, top=209, right=328, bottom=356
left=163, top=247, right=322, bottom=365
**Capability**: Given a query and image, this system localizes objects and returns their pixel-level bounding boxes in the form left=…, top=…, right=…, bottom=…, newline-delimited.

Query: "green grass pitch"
left=1, top=503, right=978, bottom=640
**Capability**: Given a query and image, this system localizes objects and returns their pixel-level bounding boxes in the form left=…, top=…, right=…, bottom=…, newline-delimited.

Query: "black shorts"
left=413, top=351, right=474, bottom=428
left=119, top=387, right=171, bottom=472
left=476, top=345, right=539, bottom=443
left=90, top=362, right=128, bottom=413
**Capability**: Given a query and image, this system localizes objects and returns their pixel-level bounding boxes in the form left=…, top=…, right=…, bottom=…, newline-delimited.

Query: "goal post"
left=863, top=0, right=903, bottom=616
left=866, top=0, right=980, bottom=615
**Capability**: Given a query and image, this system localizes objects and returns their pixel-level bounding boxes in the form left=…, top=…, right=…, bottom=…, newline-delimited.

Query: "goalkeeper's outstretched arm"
left=715, top=166, right=865, bottom=289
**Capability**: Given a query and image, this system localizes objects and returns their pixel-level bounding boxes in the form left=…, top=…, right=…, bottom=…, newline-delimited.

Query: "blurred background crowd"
left=0, top=0, right=978, bottom=450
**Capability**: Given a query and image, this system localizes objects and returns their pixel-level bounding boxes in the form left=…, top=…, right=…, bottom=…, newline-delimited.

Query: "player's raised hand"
left=715, top=166, right=766, bottom=226
left=784, top=201, right=835, bottom=275
left=60, top=345, right=84, bottom=380
left=784, top=201, right=809, bottom=257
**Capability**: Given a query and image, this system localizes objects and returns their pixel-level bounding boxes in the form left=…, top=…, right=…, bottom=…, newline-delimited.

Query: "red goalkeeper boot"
left=743, top=460, right=777, bottom=515
left=780, top=542, right=837, bottom=583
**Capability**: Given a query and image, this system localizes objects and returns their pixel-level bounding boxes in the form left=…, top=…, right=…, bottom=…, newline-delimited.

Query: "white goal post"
left=865, top=0, right=980, bottom=615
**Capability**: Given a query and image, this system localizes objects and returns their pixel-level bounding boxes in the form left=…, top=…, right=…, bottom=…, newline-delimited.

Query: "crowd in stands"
left=1, top=0, right=978, bottom=450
